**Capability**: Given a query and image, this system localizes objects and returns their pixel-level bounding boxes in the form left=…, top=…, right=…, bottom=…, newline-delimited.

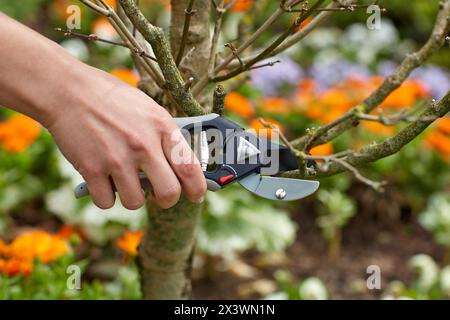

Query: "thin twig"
left=306, top=154, right=387, bottom=191
left=55, top=27, right=158, bottom=61
left=283, top=92, right=450, bottom=181
left=208, top=0, right=226, bottom=75
left=291, top=0, right=450, bottom=150
left=192, top=0, right=301, bottom=95
left=204, top=0, right=326, bottom=84
left=175, top=0, right=197, bottom=66
left=79, top=0, right=110, bottom=15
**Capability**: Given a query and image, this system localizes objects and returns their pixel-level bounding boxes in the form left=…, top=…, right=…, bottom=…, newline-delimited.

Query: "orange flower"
left=0, top=114, right=41, bottom=153
left=51, top=0, right=83, bottom=20
left=91, top=16, right=117, bottom=39
left=225, top=92, right=255, bottom=118
left=110, top=68, right=140, bottom=87
left=226, top=0, right=253, bottom=12
left=425, top=131, right=450, bottom=161
left=319, top=88, right=354, bottom=112
left=293, top=16, right=313, bottom=32
left=249, top=118, right=284, bottom=139
left=103, top=0, right=117, bottom=10
left=379, top=80, right=430, bottom=109
left=6, top=230, right=70, bottom=264
left=310, top=143, right=333, bottom=156
left=361, top=121, right=395, bottom=136
left=437, top=117, right=450, bottom=135
left=116, top=230, right=144, bottom=256
left=0, top=258, right=33, bottom=277
left=259, top=97, right=291, bottom=115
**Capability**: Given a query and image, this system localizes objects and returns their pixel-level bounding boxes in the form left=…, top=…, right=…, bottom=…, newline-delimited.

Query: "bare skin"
left=0, top=13, right=207, bottom=210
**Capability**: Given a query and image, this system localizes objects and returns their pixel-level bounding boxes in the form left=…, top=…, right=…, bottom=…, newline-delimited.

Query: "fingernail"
left=193, top=196, right=205, bottom=204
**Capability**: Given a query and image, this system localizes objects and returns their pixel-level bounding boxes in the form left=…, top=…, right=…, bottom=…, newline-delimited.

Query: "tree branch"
left=208, top=0, right=225, bottom=75
left=192, top=0, right=304, bottom=95
left=175, top=0, right=197, bottom=66
left=55, top=27, right=158, bottom=61
left=118, top=0, right=205, bottom=116
left=284, top=91, right=450, bottom=179
left=291, top=0, right=450, bottom=150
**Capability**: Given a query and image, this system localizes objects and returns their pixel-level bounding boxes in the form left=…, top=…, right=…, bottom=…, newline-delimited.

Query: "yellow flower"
left=116, top=230, right=144, bottom=256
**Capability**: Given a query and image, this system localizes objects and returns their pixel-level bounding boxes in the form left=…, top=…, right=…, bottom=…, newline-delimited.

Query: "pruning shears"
left=74, top=114, right=319, bottom=201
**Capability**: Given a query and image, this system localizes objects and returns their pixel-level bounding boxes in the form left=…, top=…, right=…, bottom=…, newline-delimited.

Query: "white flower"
left=60, top=39, right=89, bottom=61
left=264, top=292, right=288, bottom=300
left=299, top=277, right=328, bottom=300
left=408, top=254, right=439, bottom=292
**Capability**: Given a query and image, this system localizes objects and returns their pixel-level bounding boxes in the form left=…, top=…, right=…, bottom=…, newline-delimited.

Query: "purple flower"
left=411, top=65, right=450, bottom=99
left=377, top=60, right=398, bottom=77
left=308, top=59, right=371, bottom=92
left=251, top=56, right=304, bottom=97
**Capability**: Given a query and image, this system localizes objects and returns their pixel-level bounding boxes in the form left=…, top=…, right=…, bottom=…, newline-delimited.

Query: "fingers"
left=84, top=174, right=116, bottom=209
left=162, top=130, right=207, bottom=204
left=140, top=148, right=182, bottom=209
left=111, top=165, right=146, bottom=210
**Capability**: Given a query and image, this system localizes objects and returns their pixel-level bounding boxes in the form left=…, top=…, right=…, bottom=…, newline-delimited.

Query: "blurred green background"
left=0, top=0, right=449, bottom=300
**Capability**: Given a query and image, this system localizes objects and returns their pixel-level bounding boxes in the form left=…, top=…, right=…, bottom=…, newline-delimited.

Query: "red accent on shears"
left=219, top=174, right=234, bottom=184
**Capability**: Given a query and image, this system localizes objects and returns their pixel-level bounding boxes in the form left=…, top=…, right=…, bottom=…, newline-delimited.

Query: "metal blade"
left=238, top=173, right=319, bottom=201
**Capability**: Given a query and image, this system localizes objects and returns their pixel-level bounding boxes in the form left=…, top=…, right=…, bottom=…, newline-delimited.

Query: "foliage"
left=384, top=254, right=450, bottom=300
left=266, top=270, right=328, bottom=300
left=419, top=193, right=450, bottom=249
left=198, top=187, right=297, bottom=258
left=316, top=189, right=356, bottom=262
left=0, top=0, right=449, bottom=299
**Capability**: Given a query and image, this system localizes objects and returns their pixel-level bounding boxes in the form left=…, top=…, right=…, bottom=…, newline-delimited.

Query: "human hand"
left=45, top=67, right=207, bottom=210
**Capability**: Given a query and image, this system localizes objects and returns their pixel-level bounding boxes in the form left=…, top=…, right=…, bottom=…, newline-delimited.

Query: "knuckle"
left=83, top=165, right=103, bottom=179
left=178, top=163, right=200, bottom=178
left=108, top=154, right=125, bottom=172
left=155, top=116, right=176, bottom=137
left=126, top=134, right=146, bottom=152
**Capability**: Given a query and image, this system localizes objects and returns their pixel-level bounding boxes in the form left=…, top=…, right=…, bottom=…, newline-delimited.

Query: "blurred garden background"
left=0, top=0, right=449, bottom=299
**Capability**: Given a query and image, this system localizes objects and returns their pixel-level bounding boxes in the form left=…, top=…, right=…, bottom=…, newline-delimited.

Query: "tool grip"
left=74, top=175, right=221, bottom=199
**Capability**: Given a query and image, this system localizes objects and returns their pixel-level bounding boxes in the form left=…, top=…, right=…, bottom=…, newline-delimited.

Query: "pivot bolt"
left=275, top=188, right=287, bottom=200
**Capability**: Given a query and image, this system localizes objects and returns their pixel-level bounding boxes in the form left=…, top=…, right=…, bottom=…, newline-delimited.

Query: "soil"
left=193, top=184, right=445, bottom=300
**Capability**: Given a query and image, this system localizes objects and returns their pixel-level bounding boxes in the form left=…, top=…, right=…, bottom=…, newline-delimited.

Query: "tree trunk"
left=138, top=0, right=211, bottom=300
left=138, top=196, right=203, bottom=299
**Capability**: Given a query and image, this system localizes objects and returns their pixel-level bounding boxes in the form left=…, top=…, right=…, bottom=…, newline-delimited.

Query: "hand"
left=45, top=67, right=207, bottom=210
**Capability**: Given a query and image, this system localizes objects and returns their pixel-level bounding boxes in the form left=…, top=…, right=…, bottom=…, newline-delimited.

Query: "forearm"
left=0, top=12, right=97, bottom=127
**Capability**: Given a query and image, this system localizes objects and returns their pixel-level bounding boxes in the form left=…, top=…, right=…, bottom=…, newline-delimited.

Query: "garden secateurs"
left=74, top=114, right=319, bottom=201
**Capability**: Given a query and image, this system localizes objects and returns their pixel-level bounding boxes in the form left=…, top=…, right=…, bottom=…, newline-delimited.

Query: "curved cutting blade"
left=238, top=173, right=319, bottom=201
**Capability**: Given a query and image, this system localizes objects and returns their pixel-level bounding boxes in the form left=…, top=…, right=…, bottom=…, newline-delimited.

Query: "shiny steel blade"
left=238, top=173, right=319, bottom=201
